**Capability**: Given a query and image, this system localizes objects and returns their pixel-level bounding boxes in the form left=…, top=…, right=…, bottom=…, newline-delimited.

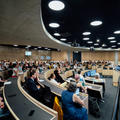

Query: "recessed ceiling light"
left=60, top=38, right=67, bottom=41
left=49, top=23, right=60, bottom=28
left=102, top=44, right=107, bottom=47
left=54, top=33, right=60, bottom=36
left=114, top=30, right=120, bottom=34
left=94, top=43, right=99, bottom=46
left=34, top=48, right=37, bottom=50
left=90, top=20, right=102, bottom=26
left=13, top=45, right=18, bottom=47
left=108, top=37, right=115, bottom=40
left=87, top=41, right=93, bottom=44
left=27, top=45, right=31, bottom=47
left=48, top=0, right=65, bottom=11
left=110, top=40, right=116, bottom=43
left=96, top=39, right=100, bottom=42
left=117, top=42, right=120, bottom=45
left=83, top=38, right=90, bottom=41
left=82, top=32, right=91, bottom=35
left=111, top=45, right=116, bottom=47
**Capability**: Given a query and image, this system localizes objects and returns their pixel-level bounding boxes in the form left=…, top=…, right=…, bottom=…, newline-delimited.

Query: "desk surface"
left=3, top=78, right=55, bottom=120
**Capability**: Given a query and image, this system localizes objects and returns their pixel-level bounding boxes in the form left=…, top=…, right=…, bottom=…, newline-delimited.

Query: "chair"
left=53, top=96, right=63, bottom=120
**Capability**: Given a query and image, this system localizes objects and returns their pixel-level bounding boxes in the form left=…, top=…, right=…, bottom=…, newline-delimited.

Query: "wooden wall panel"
left=82, top=51, right=117, bottom=62
left=0, top=46, right=73, bottom=62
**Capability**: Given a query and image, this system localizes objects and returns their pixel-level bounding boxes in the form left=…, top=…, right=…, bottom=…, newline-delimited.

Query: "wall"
left=0, top=46, right=73, bottom=61
left=82, top=51, right=120, bottom=62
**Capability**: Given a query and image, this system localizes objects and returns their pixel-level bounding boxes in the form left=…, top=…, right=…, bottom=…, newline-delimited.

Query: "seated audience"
left=49, top=73, right=60, bottom=85
left=62, top=82, right=88, bottom=120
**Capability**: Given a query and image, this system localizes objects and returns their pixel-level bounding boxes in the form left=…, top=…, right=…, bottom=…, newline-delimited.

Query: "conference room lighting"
left=90, top=20, right=102, bottom=26
left=48, top=0, right=65, bottom=11
left=114, top=30, right=120, bottom=34
left=87, top=41, right=93, bottom=44
left=49, top=23, right=60, bottom=28
left=54, top=33, right=60, bottom=36
left=117, top=42, right=120, bottom=45
left=110, top=40, right=116, bottom=43
left=83, top=38, right=90, bottom=40
left=102, top=44, right=107, bottom=47
left=111, top=45, right=116, bottom=47
left=96, top=39, right=100, bottom=42
left=13, top=45, right=18, bottom=47
left=94, top=43, right=99, bottom=46
left=82, top=32, right=91, bottom=35
left=108, top=37, right=115, bottom=40
left=34, top=48, right=37, bottom=50
left=27, top=45, right=31, bottom=47
left=60, top=38, right=67, bottom=41
left=38, top=47, right=41, bottom=48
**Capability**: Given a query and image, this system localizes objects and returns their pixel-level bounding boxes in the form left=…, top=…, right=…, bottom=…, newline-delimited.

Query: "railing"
left=111, top=77, right=120, bottom=120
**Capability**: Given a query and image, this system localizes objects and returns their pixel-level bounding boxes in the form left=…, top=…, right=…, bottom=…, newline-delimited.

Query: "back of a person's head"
left=68, top=82, right=77, bottom=92
left=75, top=74, right=80, bottom=80
left=78, top=70, right=81, bottom=74
left=50, top=73, right=54, bottom=79
left=30, top=70, right=36, bottom=77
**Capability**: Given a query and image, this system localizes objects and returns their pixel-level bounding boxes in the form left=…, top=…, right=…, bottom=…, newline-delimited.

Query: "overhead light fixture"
left=117, top=42, right=120, bottom=45
left=83, top=38, right=90, bottom=41
left=94, top=43, right=99, bottom=46
left=111, top=45, right=116, bottom=47
left=108, top=37, right=115, bottom=40
left=60, top=38, right=67, bottom=41
left=87, top=41, right=93, bottom=44
left=13, top=45, right=18, bottom=47
left=102, top=44, right=107, bottom=47
left=45, top=48, right=48, bottom=49
left=54, top=33, right=60, bottom=36
left=27, top=45, right=31, bottom=47
left=114, top=30, right=120, bottom=34
left=82, top=32, right=91, bottom=35
left=38, top=47, right=41, bottom=48
left=48, top=0, right=65, bottom=11
left=49, top=23, right=60, bottom=28
left=90, top=20, right=102, bottom=26
left=110, top=40, right=116, bottom=43
left=34, top=48, right=37, bottom=50
left=96, top=39, right=100, bottom=42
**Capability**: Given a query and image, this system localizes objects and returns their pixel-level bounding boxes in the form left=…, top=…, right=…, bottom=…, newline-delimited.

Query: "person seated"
left=95, top=73, right=100, bottom=79
left=54, top=69, right=64, bottom=83
left=26, top=70, right=43, bottom=101
left=62, top=82, right=88, bottom=120
left=49, top=73, right=60, bottom=85
left=12, top=64, right=19, bottom=78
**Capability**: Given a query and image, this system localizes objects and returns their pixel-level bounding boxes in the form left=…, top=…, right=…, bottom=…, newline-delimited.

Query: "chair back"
left=53, top=96, right=63, bottom=120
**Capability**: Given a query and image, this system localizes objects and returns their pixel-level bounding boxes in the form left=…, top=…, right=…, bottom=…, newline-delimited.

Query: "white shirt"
left=50, top=79, right=59, bottom=85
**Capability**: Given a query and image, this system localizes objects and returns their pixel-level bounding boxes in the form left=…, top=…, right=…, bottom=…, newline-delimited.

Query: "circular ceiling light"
left=48, top=0, right=65, bottom=11
left=96, top=39, right=100, bottom=42
left=94, top=43, right=99, bottom=46
left=108, top=37, right=115, bottom=40
left=102, top=44, right=107, bottom=47
left=114, top=30, right=120, bottom=34
left=13, top=45, right=18, bottom=47
left=82, top=32, right=91, bottom=35
left=54, top=33, right=60, bottom=36
left=60, top=38, right=67, bottom=41
left=87, top=41, right=93, bottom=44
left=90, top=20, right=102, bottom=26
left=111, top=45, right=116, bottom=47
left=110, top=40, right=116, bottom=43
left=83, top=38, right=90, bottom=41
left=117, top=42, right=120, bottom=45
left=49, top=23, right=60, bottom=28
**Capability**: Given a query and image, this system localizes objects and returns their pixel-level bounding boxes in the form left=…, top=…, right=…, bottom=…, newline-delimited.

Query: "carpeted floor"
left=88, top=77, right=118, bottom=120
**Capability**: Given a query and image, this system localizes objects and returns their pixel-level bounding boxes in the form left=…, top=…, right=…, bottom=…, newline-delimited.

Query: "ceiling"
left=0, top=0, right=74, bottom=51
left=41, top=0, right=120, bottom=50
left=0, top=0, right=120, bottom=51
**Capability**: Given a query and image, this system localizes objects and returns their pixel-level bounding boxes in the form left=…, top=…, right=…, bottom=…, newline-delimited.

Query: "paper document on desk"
left=38, top=79, right=44, bottom=82
left=86, top=86, right=92, bottom=89
left=4, top=81, right=12, bottom=85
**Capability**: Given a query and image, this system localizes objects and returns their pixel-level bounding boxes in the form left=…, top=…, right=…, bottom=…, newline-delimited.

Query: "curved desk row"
left=3, top=76, right=57, bottom=120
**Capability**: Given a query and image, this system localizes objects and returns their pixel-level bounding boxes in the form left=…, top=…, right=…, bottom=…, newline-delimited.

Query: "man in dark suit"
left=26, top=70, right=43, bottom=101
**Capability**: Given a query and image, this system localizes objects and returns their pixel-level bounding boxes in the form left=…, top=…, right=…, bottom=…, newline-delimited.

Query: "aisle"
left=88, top=77, right=118, bottom=120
